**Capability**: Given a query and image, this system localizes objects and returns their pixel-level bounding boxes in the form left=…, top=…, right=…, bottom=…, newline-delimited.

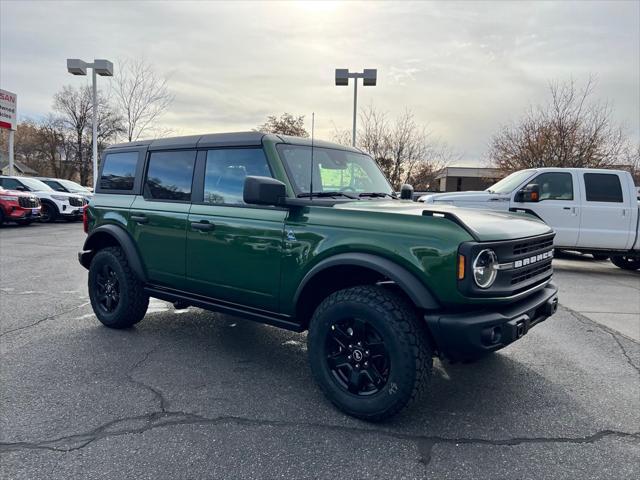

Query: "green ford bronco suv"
left=79, top=132, right=558, bottom=421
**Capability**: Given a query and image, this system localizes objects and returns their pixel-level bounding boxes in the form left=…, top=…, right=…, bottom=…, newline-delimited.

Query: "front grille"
left=69, top=197, right=83, bottom=207
left=511, top=262, right=552, bottom=285
left=18, top=196, right=40, bottom=208
left=513, top=237, right=554, bottom=256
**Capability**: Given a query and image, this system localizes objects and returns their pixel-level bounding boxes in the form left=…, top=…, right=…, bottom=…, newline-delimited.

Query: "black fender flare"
left=294, top=252, right=440, bottom=310
left=80, top=224, right=147, bottom=282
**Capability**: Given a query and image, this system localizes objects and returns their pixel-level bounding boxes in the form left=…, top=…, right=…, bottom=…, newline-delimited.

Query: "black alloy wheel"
left=95, top=264, right=120, bottom=313
left=326, top=318, right=390, bottom=396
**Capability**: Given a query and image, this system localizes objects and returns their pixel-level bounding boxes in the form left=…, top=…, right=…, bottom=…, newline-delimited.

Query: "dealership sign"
left=0, top=89, right=17, bottom=130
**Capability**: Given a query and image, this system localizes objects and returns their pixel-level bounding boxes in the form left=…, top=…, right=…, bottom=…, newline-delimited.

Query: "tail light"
left=82, top=204, right=89, bottom=234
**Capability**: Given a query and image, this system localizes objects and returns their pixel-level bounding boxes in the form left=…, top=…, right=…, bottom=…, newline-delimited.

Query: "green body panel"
left=87, top=133, right=555, bottom=321
left=278, top=205, right=474, bottom=315
left=128, top=197, right=190, bottom=286
left=186, top=204, right=286, bottom=311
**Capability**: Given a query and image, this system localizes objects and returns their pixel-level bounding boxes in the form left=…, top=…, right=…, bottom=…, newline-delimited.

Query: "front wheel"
left=610, top=255, right=640, bottom=271
left=39, top=202, right=58, bottom=223
left=307, top=285, right=432, bottom=422
left=88, top=246, right=149, bottom=328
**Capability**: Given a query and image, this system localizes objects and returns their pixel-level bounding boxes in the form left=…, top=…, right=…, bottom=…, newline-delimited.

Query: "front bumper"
left=425, top=283, right=558, bottom=361
left=6, top=206, right=41, bottom=220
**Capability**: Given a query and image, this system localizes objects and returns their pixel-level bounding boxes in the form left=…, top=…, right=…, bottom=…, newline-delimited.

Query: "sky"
left=1, top=0, right=639, bottom=165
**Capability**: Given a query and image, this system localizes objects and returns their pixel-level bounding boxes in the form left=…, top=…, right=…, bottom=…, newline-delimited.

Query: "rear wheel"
left=88, top=246, right=149, bottom=328
left=40, top=202, right=58, bottom=223
left=610, top=255, right=640, bottom=271
left=307, top=285, right=432, bottom=422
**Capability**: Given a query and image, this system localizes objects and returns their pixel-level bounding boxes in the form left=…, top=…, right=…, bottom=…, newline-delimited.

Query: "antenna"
left=309, top=112, right=315, bottom=200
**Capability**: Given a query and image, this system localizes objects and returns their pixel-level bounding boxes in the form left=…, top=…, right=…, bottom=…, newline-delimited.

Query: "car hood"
left=333, top=200, right=552, bottom=241
left=0, top=189, right=33, bottom=197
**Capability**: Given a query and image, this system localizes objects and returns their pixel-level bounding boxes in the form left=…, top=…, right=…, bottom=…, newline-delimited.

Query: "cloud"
left=1, top=0, right=638, bottom=163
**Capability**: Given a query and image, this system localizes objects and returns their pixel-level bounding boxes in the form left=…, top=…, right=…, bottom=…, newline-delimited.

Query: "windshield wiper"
left=359, top=192, right=397, bottom=199
left=297, top=191, right=359, bottom=199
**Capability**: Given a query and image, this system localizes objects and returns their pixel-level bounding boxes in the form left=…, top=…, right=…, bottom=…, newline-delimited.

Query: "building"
left=434, top=166, right=503, bottom=192
left=0, top=153, right=39, bottom=176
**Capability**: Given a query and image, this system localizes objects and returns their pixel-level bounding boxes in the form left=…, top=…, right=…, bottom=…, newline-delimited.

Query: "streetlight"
left=66, top=58, right=113, bottom=190
left=335, top=68, right=377, bottom=147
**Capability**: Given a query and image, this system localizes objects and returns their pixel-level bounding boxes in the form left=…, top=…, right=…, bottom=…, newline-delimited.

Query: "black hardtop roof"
left=106, top=131, right=364, bottom=154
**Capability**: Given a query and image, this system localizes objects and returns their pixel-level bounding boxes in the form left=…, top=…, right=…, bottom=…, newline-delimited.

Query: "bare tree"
left=334, top=105, right=453, bottom=190
left=489, top=77, right=627, bottom=173
left=54, top=85, right=123, bottom=185
left=113, top=58, right=174, bottom=142
left=257, top=113, right=308, bottom=137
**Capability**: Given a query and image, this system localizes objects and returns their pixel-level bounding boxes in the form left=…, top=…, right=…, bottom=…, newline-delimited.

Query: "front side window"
left=100, top=152, right=138, bottom=190
left=14, top=177, right=53, bottom=192
left=204, top=148, right=271, bottom=205
left=584, top=173, right=623, bottom=203
left=534, top=172, right=574, bottom=201
left=144, top=150, right=196, bottom=201
left=277, top=145, right=393, bottom=195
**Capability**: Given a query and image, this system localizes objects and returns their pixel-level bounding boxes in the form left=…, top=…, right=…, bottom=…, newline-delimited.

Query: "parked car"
left=0, top=186, right=41, bottom=225
left=35, top=177, right=94, bottom=201
left=418, top=168, right=640, bottom=271
left=0, top=176, right=85, bottom=223
left=78, top=132, right=559, bottom=421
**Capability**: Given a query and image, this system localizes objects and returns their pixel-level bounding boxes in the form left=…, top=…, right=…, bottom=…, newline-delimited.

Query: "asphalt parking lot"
left=1, top=222, right=638, bottom=479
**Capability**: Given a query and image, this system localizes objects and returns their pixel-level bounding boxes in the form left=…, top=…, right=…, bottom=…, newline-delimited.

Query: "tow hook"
left=543, top=297, right=559, bottom=317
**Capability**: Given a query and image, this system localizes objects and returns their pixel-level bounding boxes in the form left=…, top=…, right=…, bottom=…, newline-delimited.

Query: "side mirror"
left=515, top=183, right=540, bottom=202
left=243, top=176, right=286, bottom=206
left=15, top=185, right=27, bottom=191
left=400, top=184, right=414, bottom=200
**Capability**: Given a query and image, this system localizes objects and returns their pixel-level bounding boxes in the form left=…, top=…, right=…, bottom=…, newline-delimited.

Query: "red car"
left=0, top=187, right=41, bottom=225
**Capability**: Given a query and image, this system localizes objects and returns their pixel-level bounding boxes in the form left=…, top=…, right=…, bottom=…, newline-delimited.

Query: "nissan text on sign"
left=0, top=89, right=17, bottom=131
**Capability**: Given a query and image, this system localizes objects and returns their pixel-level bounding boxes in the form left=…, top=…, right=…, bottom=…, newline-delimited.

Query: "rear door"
left=577, top=171, right=633, bottom=249
left=185, top=147, right=286, bottom=311
left=128, top=150, right=196, bottom=286
left=513, top=171, right=581, bottom=247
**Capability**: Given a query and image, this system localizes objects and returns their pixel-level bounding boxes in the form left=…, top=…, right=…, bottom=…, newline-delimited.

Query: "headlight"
left=0, top=195, right=19, bottom=202
left=51, top=195, right=69, bottom=201
left=472, top=249, right=498, bottom=288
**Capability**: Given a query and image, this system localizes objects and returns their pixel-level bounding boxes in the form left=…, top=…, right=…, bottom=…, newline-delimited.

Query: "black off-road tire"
left=307, top=285, right=432, bottom=422
left=88, top=246, right=149, bottom=329
left=610, top=255, right=640, bottom=271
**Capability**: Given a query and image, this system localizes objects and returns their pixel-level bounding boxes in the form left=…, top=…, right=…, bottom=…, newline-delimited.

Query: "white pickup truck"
left=418, top=168, right=640, bottom=271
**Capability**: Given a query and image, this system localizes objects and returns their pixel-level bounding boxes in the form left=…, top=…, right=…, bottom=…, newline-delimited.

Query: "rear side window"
left=144, top=150, right=196, bottom=201
left=204, top=148, right=271, bottom=204
left=584, top=173, right=623, bottom=203
left=100, top=152, right=138, bottom=190
left=534, top=172, right=573, bottom=200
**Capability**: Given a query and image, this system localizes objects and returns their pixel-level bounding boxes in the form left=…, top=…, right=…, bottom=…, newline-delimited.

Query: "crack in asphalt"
left=125, top=346, right=169, bottom=412
left=0, top=302, right=90, bottom=338
left=0, top=410, right=638, bottom=455
left=562, top=305, right=640, bottom=375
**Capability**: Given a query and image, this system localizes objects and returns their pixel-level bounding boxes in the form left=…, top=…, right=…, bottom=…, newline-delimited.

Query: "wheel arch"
left=80, top=224, right=147, bottom=282
left=294, top=253, right=440, bottom=329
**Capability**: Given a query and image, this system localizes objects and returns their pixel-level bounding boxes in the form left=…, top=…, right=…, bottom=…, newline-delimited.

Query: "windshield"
left=20, top=177, right=54, bottom=192
left=58, top=179, right=90, bottom=193
left=486, top=170, right=535, bottom=194
left=276, top=145, right=393, bottom=196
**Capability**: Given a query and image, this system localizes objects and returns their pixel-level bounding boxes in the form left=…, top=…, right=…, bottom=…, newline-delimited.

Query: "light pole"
left=335, top=68, right=377, bottom=147
left=66, top=58, right=113, bottom=190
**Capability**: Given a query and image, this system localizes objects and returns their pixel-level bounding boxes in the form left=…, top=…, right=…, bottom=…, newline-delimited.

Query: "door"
left=512, top=171, right=580, bottom=247
left=128, top=149, right=196, bottom=286
left=577, top=172, right=632, bottom=249
left=185, top=148, right=286, bottom=311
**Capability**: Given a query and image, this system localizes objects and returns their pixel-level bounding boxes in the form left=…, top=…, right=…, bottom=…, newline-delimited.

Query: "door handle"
left=562, top=207, right=571, bottom=210
left=131, top=214, right=148, bottom=224
left=191, top=220, right=215, bottom=232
